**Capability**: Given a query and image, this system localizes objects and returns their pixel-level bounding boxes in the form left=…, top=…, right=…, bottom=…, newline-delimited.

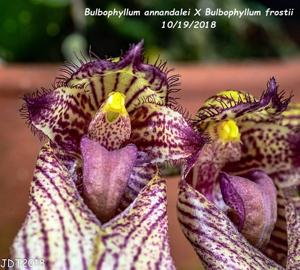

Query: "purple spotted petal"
left=87, top=108, right=131, bottom=151
left=285, top=198, right=300, bottom=270
left=21, top=87, right=93, bottom=152
left=224, top=98, right=299, bottom=176
left=80, top=137, right=137, bottom=223
left=130, top=103, right=206, bottom=164
left=11, top=143, right=175, bottom=269
left=219, top=170, right=277, bottom=249
left=21, top=42, right=179, bottom=152
left=177, top=181, right=283, bottom=270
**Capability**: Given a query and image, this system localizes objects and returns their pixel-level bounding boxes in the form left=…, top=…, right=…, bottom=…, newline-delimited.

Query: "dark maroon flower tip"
left=261, top=77, right=292, bottom=114
left=117, top=40, right=144, bottom=69
left=20, top=90, right=55, bottom=139
left=194, top=77, right=292, bottom=132
left=21, top=90, right=52, bottom=122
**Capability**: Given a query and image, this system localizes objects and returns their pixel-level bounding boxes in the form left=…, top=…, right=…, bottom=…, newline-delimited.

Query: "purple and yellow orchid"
left=177, top=78, right=300, bottom=269
left=12, top=42, right=205, bottom=269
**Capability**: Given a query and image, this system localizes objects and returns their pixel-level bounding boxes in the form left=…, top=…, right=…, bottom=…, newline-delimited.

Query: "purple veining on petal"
left=262, top=188, right=288, bottom=266
left=21, top=86, right=93, bottom=152
left=80, top=137, right=138, bottom=223
left=21, top=41, right=183, bottom=154
left=118, top=162, right=158, bottom=212
left=12, top=143, right=175, bottom=269
left=222, top=102, right=299, bottom=177
left=177, top=180, right=283, bottom=270
left=115, top=41, right=178, bottom=104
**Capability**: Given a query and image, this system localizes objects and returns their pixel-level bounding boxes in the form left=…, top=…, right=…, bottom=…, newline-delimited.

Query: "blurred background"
left=0, top=0, right=299, bottom=269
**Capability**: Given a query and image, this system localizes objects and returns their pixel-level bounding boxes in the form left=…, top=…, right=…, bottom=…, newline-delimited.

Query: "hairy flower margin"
left=12, top=41, right=300, bottom=270
left=12, top=42, right=206, bottom=269
left=177, top=79, right=300, bottom=270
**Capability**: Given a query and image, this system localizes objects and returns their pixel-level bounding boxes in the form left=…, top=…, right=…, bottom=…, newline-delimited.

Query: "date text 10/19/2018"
left=162, top=21, right=216, bottom=29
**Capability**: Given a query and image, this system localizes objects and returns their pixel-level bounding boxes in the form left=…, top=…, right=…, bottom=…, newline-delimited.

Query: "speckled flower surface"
left=12, top=42, right=206, bottom=270
left=177, top=78, right=300, bottom=269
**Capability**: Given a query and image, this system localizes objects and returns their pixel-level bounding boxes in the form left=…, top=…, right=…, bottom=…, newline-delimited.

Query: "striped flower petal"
left=263, top=190, right=288, bottom=265
left=263, top=169, right=300, bottom=265
left=177, top=180, right=283, bottom=270
left=184, top=78, right=298, bottom=269
left=11, top=143, right=175, bottom=270
left=66, top=41, right=178, bottom=110
left=119, top=162, right=158, bottom=211
left=223, top=102, right=300, bottom=265
left=195, top=77, right=291, bottom=132
left=21, top=42, right=179, bottom=153
left=130, top=103, right=206, bottom=164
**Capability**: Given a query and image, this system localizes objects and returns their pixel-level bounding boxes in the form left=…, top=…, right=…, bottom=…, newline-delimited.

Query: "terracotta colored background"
left=0, top=60, right=300, bottom=270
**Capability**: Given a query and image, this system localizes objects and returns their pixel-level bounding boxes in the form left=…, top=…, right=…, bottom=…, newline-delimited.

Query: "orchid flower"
left=177, top=78, right=300, bottom=269
left=12, top=42, right=205, bottom=269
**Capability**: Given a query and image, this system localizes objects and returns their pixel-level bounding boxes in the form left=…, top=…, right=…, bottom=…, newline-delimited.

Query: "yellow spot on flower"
left=102, top=92, right=128, bottom=122
left=216, top=119, right=240, bottom=143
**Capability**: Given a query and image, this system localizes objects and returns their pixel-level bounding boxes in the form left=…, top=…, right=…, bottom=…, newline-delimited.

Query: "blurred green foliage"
left=0, top=0, right=298, bottom=63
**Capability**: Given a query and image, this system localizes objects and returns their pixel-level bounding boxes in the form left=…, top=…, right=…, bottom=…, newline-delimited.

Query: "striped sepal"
left=177, top=181, right=283, bottom=270
left=263, top=191, right=288, bottom=265
left=21, top=42, right=179, bottom=154
left=195, top=78, right=291, bottom=132
left=119, top=163, right=158, bottom=212
left=280, top=103, right=300, bottom=130
left=11, top=144, right=175, bottom=270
